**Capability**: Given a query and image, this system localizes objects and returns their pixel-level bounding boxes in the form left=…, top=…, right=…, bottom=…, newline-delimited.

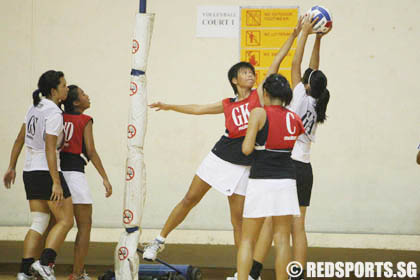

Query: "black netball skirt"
left=292, top=160, right=313, bottom=207
left=23, top=171, right=71, bottom=200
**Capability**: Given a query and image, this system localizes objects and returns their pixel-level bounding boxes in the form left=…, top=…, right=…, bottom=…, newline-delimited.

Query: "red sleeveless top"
left=222, top=89, right=261, bottom=138
left=250, top=105, right=305, bottom=179
left=60, top=113, right=92, bottom=172
left=212, top=89, right=261, bottom=165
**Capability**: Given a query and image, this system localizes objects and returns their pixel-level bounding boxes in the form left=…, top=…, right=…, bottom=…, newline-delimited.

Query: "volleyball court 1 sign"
left=196, top=6, right=240, bottom=38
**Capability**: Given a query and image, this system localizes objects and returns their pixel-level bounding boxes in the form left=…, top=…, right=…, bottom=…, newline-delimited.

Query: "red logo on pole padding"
left=130, top=82, right=138, bottom=96
left=118, top=247, right=129, bottom=260
left=126, top=166, right=135, bottom=181
left=127, top=124, right=136, bottom=139
left=123, top=209, right=134, bottom=224
left=132, top=40, right=139, bottom=54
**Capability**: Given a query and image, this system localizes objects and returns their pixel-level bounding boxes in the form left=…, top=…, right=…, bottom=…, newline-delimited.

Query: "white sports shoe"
left=142, top=238, right=165, bottom=261
left=17, top=273, right=36, bottom=280
left=31, top=260, right=55, bottom=280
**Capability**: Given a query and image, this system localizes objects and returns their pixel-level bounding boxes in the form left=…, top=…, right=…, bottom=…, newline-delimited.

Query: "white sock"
left=156, top=235, right=166, bottom=243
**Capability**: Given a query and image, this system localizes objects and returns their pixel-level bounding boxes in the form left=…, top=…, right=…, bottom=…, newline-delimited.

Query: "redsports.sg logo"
left=287, top=261, right=417, bottom=278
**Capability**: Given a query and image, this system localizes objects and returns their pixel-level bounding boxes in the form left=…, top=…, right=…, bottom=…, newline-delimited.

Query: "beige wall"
left=0, top=0, right=419, bottom=235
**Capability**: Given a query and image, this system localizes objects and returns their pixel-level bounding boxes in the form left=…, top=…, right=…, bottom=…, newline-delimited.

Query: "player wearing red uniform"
left=250, top=16, right=332, bottom=280
left=237, top=74, right=304, bottom=280
left=142, top=20, right=303, bottom=265
left=61, top=85, right=112, bottom=280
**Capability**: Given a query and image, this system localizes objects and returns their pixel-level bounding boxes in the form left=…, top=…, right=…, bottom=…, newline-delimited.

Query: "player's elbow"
left=242, top=144, right=253, bottom=156
left=417, top=152, right=420, bottom=165
left=291, top=58, right=300, bottom=68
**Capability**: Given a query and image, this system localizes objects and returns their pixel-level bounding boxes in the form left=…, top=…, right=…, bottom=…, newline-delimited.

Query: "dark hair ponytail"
left=32, top=70, right=64, bottom=106
left=32, top=89, right=41, bottom=106
left=63, top=85, right=79, bottom=113
left=315, top=89, right=329, bottom=123
left=308, top=70, right=330, bottom=124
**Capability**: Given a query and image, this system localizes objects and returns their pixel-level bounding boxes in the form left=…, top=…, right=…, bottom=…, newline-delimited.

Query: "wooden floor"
left=0, top=264, right=276, bottom=280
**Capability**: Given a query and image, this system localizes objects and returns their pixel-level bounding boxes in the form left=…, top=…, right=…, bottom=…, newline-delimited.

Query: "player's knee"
left=30, top=212, right=51, bottom=235
left=181, top=194, right=200, bottom=208
left=230, top=212, right=243, bottom=230
left=58, top=216, right=74, bottom=230
left=77, top=221, right=92, bottom=233
left=273, top=230, right=290, bottom=245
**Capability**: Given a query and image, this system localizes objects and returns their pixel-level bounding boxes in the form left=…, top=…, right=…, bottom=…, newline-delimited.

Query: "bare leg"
left=45, top=197, right=74, bottom=250
left=227, top=194, right=245, bottom=248
left=72, top=204, right=92, bottom=276
left=292, top=207, right=307, bottom=266
left=160, top=175, right=211, bottom=238
left=272, top=215, right=292, bottom=280
left=237, top=217, right=265, bottom=280
left=253, top=216, right=273, bottom=263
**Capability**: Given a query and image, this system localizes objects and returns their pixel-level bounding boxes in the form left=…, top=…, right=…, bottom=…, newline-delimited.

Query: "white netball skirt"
left=243, top=178, right=300, bottom=218
left=196, top=152, right=250, bottom=196
left=62, top=171, right=93, bottom=204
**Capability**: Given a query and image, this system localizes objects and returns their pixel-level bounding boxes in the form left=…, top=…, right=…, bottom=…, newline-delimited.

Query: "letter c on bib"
left=286, top=112, right=296, bottom=135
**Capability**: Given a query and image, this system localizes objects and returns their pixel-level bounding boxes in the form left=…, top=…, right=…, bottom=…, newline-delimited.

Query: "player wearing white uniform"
left=249, top=16, right=332, bottom=280
left=3, top=70, right=74, bottom=280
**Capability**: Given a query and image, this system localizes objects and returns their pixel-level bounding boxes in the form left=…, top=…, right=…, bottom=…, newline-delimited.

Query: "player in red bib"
left=238, top=74, right=304, bottom=280
left=143, top=20, right=304, bottom=269
left=61, top=85, right=113, bottom=280
left=249, top=16, right=332, bottom=280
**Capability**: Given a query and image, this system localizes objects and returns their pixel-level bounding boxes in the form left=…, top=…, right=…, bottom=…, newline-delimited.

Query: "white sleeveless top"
left=287, top=82, right=318, bottom=163
left=23, top=98, right=64, bottom=171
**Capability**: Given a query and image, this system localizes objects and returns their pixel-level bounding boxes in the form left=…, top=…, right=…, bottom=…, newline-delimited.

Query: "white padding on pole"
left=122, top=150, right=146, bottom=228
left=132, top=13, right=155, bottom=71
left=128, top=75, right=147, bottom=148
left=115, top=12, right=155, bottom=280
left=114, top=230, right=140, bottom=280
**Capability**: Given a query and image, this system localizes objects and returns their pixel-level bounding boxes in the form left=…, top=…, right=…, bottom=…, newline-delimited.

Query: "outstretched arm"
left=242, top=108, right=266, bottom=155
left=266, top=17, right=303, bottom=77
left=149, top=101, right=223, bottom=115
left=257, top=17, right=303, bottom=104
left=291, top=16, right=316, bottom=89
left=3, top=124, right=25, bottom=188
left=84, top=120, right=112, bottom=197
left=309, top=34, right=321, bottom=70
left=309, top=25, right=332, bottom=70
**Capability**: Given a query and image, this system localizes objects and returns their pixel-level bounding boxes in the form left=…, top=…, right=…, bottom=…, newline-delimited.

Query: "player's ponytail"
left=32, top=89, right=41, bottom=106
left=315, top=88, right=329, bottom=123
left=308, top=70, right=330, bottom=124
left=33, top=70, right=64, bottom=106
left=63, top=85, right=79, bottom=113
